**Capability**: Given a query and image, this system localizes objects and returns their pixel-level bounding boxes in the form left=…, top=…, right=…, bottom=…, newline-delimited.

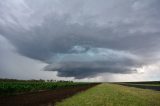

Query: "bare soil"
left=0, top=84, right=98, bottom=106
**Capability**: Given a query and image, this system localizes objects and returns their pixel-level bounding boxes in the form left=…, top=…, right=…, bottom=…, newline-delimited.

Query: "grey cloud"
left=43, top=47, right=142, bottom=79
left=0, top=0, right=160, bottom=79
left=1, top=16, right=160, bottom=62
left=44, top=61, right=138, bottom=79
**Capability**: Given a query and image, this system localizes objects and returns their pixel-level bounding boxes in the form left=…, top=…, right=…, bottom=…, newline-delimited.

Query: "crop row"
left=0, top=81, right=88, bottom=95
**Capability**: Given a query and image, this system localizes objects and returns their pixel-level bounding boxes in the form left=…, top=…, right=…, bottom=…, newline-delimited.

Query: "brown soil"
left=0, top=84, right=98, bottom=106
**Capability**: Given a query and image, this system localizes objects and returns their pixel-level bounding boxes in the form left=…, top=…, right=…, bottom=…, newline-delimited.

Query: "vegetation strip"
left=0, top=79, right=92, bottom=95
left=0, top=83, right=98, bottom=106
left=56, top=83, right=160, bottom=106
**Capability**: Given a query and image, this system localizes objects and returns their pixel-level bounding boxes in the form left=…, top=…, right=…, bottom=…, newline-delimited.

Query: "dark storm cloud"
left=43, top=46, right=143, bottom=78
left=0, top=0, right=160, bottom=79
left=44, top=59, right=140, bottom=79
left=1, top=16, right=160, bottom=62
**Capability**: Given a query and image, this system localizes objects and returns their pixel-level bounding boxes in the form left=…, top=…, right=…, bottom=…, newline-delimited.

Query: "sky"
left=0, top=0, right=160, bottom=82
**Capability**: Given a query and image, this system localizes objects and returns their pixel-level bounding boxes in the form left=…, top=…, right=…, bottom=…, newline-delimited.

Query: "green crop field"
left=0, top=80, right=88, bottom=95
left=56, top=83, right=160, bottom=106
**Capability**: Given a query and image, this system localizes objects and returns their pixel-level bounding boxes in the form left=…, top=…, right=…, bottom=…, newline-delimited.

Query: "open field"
left=0, top=83, right=97, bottom=106
left=0, top=79, right=99, bottom=106
left=56, top=83, right=160, bottom=106
left=118, top=81, right=160, bottom=91
left=0, top=80, right=160, bottom=106
left=121, top=81, right=160, bottom=86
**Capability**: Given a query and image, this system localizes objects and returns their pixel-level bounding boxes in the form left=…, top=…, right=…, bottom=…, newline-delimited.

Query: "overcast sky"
left=0, top=0, right=160, bottom=82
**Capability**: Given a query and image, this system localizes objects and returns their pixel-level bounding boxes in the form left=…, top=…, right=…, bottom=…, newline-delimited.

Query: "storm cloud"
left=0, top=0, right=160, bottom=80
left=44, top=47, right=142, bottom=78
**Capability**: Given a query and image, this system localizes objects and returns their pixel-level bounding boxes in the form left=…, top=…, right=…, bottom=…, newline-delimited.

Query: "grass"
left=56, top=83, right=160, bottom=106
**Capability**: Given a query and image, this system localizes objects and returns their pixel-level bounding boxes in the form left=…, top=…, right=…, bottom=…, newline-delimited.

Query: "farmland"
left=56, top=83, right=160, bottom=106
left=0, top=79, right=98, bottom=106
left=0, top=80, right=160, bottom=106
left=0, top=79, right=93, bottom=95
left=118, top=81, right=160, bottom=91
